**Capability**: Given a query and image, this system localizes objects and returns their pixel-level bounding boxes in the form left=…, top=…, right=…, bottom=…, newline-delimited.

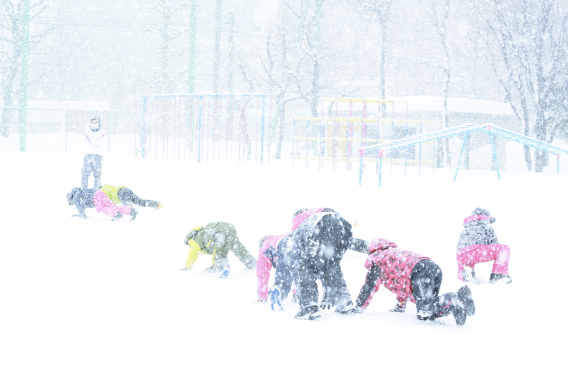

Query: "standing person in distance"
left=81, top=116, right=107, bottom=190
left=456, top=208, right=512, bottom=284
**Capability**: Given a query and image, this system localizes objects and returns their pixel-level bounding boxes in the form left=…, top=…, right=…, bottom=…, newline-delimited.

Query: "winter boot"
left=269, top=286, right=283, bottom=311
left=389, top=302, right=406, bottom=313
left=130, top=208, right=137, bottom=221
left=457, top=285, right=475, bottom=316
left=156, top=203, right=164, bottom=210
left=111, top=212, right=124, bottom=221
left=242, top=255, right=257, bottom=270
left=489, top=273, right=512, bottom=284
left=450, top=286, right=475, bottom=326
left=218, top=266, right=230, bottom=279
left=461, top=266, right=479, bottom=284
left=335, top=301, right=357, bottom=315
left=453, top=306, right=467, bottom=326
left=294, top=305, right=321, bottom=320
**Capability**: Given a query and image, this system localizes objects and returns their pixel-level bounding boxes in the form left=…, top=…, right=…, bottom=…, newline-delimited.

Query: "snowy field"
left=1, top=134, right=567, bottom=377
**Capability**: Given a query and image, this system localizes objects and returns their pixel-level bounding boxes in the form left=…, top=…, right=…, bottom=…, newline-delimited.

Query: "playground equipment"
left=358, top=123, right=568, bottom=187
left=136, top=94, right=272, bottom=164
left=293, top=98, right=434, bottom=171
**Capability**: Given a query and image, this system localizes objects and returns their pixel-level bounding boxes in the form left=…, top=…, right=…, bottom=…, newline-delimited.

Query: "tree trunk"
left=213, top=0, right=222, bottom=93
left=239, top=98, right=252, bottom=160
left=0, top=62, right=20, bottom=138
left=275, top=99, right=286, bottom=160
left=379, top=20, right=387, bottom=115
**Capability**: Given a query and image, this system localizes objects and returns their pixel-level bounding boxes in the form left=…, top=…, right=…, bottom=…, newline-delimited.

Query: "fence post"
left=261, top=95, right=265, bottom=165
left=65, top=110, right=68, bottom=152
left=292, top=118, right=296, bottom=167
left=419, top=121, right=423, bottom=176
left=379, top=150, right=383, bottom=187
left=488, top=126, right=501, bottom=180
left=454, top=132, right=469, bottom=182
left=358, top=149, right=364, bottom=185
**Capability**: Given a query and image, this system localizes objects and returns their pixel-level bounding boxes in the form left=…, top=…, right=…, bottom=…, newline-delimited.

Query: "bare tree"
left=259, top=25, right=302, bottom=159
left=360, top=0, right=393, bottom=114
left=146, top=0, right=189, bottom=93
left=474, top=0, right=568, bottom=172
left=0, top=0, right=51, bottom=137
left=283, top=0, right=324, bottom=117
left=427, top=0, right=452, bottom=167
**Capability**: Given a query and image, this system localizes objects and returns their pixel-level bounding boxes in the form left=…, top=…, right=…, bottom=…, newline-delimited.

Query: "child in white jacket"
left=81, top=116, right=107, bottom=190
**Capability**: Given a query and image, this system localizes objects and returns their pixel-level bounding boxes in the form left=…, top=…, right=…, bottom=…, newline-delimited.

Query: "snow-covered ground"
left=1, top=134, right=566, bottom=377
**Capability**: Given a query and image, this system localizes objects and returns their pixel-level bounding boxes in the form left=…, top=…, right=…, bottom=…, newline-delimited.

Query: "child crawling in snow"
left=354, top=238, right=475, bottom=326
left=67, top=185, right=162, bottom=221
left=456, top=208, right=512, bottom=284
left=182, top=223, right=257, bottom=278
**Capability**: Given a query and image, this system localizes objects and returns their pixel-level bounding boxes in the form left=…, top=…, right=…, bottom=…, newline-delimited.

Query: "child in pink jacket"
left=456, top=208, right=511, bottom=284
left=355, top=238, right=476, bottom=326
left=257, top=234, right=296, bottom=310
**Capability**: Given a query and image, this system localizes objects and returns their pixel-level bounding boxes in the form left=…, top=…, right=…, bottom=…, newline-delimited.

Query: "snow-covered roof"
left=322, top=96, right=515, bottom=116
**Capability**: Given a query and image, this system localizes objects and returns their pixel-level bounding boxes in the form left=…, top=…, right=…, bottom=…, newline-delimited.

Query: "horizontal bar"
left=139, top=93, right=271, bottom=98
left=488, top=125, right=568, bottom=155
left=361, top=123, right=480, bottom=152
left=294, top=157, right=433, bottom=164
left=294, top=137, right=390, bottom=142
left=323, top=98, right=408, bottom=104
left=293, top=136, right=435, bottom=144
left=294, top=117, right=433, bottom=124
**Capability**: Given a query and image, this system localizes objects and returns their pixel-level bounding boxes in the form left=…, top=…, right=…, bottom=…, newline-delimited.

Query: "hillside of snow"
left=1, top=133, right=566, bottom=377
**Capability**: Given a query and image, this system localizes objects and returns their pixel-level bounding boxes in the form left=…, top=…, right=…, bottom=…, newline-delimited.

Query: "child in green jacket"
left=182, top=222, right=257, bottom=278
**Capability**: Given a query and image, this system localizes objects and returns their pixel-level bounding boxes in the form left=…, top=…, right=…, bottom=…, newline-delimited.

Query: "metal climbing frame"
left=358, top=123, right=568, bottom=187
left=292, top=116, right=435, bottom=172
left=137, top=93, right=271, bottom=164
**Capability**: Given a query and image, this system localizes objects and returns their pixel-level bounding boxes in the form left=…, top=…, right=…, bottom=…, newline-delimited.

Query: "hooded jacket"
left=456, top=208, right=498, bottom=251
left=361, top=238, right=430, bottom=308
left=68, top=187, right=97, bottom=217
left=184, top=222, right=240, bottom=270
left=290, top=207, right=337, bottom=231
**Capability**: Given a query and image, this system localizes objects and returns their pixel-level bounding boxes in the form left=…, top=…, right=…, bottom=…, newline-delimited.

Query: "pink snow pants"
left=457, top=244, right=510, bottom=279
left=93, top=190, right=131, bottom=218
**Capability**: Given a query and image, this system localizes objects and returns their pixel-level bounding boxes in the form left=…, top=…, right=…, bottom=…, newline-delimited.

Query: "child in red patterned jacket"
left=355, top=238, right=476, bottom=326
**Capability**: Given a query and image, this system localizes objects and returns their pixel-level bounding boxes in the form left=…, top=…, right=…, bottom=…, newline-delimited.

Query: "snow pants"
left=117, top=187, right=159, bottom=208
left=457, top=244, right=510, bottom=280
left=356, top=259, right=456, bottom=320
left=287, top=214, right=353, bottom=310
left=81, top=154, right=102, bottom=190
left=93, top=190, right=131, bottom=218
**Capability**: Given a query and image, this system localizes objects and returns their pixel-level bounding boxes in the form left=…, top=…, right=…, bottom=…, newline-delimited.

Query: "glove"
left=320, top=291, right=333, bottom=311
